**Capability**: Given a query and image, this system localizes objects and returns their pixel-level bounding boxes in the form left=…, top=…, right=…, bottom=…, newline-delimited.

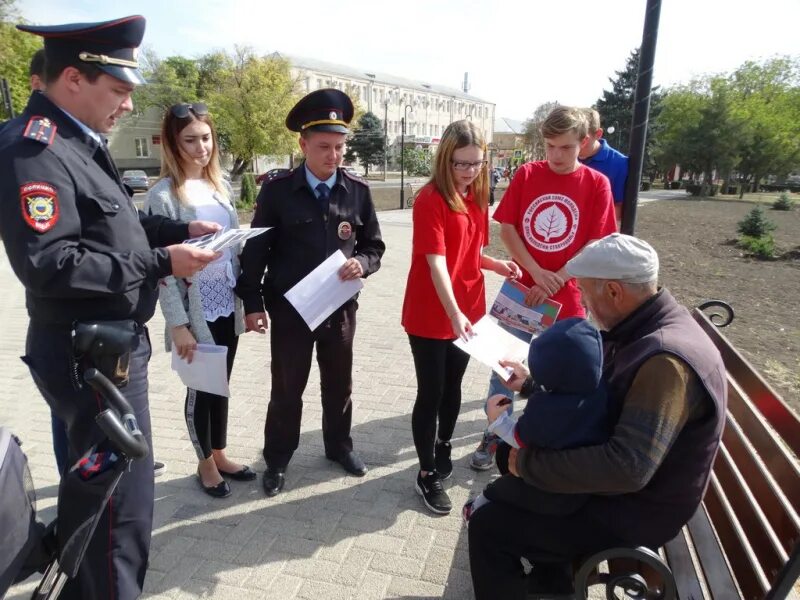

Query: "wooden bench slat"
left=685, top=502, right=740, bottom=599
left=663, top=530, right=705, bottom=600
left=725, top=378, right=800, bottom=512
left=694, top=309, right=800, bottom=456
left=704, top=475, right=770, bottom=599
left=721, top=413, right=800, bottom=555
left=713, top=441, right=788, bottom=582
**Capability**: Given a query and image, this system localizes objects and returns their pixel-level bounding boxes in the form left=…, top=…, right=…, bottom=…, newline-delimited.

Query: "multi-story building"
left=491, top=117, right=527, bottom=168
left=279, top=53, right=495, bottom=148
left=107, top=55, right=496, bottom=174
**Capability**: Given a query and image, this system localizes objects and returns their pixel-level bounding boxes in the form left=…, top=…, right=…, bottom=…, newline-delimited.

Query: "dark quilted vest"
left=588, top=289, right=727, bottom=548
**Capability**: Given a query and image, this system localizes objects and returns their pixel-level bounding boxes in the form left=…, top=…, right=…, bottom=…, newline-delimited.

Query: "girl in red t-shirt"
left=401, top=120, right=521, bottom=515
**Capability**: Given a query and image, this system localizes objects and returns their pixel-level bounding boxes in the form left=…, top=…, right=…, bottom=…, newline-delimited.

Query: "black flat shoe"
left=262, top=467, right=285, bottom=497
left=328, top=450, right=367, bottom=477
left=219, top=465, right=257, bottom=481
left=196, top=473, right=231, bottom=498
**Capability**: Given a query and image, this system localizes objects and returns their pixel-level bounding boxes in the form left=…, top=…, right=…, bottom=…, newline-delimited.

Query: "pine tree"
left=595, top=48, right=663, bottom=179
left=346, top=111, right=385, bottom=176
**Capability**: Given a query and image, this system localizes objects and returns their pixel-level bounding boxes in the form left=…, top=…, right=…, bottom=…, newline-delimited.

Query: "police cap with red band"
left=17, top=15, right=146, bottom=85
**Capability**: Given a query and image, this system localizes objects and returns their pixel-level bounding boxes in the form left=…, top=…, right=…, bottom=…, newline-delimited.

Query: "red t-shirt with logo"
left=402, top=184, right=489, bottom=339
left=492, top=161, right=617, bottom=318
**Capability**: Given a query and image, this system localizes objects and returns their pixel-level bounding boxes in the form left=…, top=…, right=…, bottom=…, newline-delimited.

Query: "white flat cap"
left=566, top=233, right=659, bottom=283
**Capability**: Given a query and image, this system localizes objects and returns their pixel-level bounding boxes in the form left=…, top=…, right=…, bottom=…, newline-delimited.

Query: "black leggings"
left=408, top=334, right=471, bottom=472
left=185, top=314, right=239, bottom=460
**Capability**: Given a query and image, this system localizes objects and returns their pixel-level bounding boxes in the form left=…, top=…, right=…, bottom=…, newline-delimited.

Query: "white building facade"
left=280, top=54, right=495, bottom=148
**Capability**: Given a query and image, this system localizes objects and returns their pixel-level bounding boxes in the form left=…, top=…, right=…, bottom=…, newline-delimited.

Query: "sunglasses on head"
left=170, top=103, right=209, bottom=118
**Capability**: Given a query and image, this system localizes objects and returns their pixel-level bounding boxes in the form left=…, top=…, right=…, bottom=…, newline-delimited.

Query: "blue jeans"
left=484, top=321, right=533, bottom=416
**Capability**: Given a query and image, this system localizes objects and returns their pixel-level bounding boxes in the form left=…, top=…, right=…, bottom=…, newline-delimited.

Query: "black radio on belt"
left=71, top=320, right=138, bottom=388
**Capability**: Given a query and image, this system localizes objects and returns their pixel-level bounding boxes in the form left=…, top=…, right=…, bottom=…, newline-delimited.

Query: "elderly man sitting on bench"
left=468, top=233, right=728, bottom=600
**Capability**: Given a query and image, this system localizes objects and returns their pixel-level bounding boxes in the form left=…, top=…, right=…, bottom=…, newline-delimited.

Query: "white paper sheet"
left=171, top=344, right=230, bottom=397
left=284, top=250, right=364, bottom=331
left=453, top=316, right=530, bottom=380
left=183, top=228, right=271, bottom=252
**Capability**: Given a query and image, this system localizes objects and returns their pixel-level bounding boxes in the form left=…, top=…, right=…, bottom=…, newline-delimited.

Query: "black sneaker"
left=434, top=440, right=452, bottom=479
left=415, top=471, right=452, bottom=514
left=153, top=461, right=166, bottom=477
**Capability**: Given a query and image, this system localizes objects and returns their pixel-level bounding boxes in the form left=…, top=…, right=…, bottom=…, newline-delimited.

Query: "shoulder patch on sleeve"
left=20, top=182, right=60, bottom=233
left=22, top=116, right=57, bottom=146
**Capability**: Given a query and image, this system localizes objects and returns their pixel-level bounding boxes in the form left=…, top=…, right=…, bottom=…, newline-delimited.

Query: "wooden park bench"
left=567, top=301, right=800, bottom=600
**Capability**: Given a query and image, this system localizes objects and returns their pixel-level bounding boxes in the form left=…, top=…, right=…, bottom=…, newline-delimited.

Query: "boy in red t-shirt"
left=470, top=105, right=618, bottom=471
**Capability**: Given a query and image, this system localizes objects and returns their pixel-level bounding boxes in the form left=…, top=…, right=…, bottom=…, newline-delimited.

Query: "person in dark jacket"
left=468, top=233, right=727, bottom=600
left=463, top=317, right=609, bottom=520
left=0, top=16, right=218, bottom=600
left=236, top=89, right=385, bottom=497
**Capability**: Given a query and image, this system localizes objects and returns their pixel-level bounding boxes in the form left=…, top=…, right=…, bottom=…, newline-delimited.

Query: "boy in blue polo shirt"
left=579, top=108, right=628, bottom=227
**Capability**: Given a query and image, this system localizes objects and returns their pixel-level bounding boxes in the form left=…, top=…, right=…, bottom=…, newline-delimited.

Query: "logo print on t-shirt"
left=522, top=194, right=579, bottom=252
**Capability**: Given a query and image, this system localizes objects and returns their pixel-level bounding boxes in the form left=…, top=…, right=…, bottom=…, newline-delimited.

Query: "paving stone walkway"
left=2, top=208, right=508, bottom=600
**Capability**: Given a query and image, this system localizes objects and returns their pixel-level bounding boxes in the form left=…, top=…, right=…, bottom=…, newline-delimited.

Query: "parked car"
left=255, top=168, right=290, bottom=185
left=121, top=170, right=149, bottom=192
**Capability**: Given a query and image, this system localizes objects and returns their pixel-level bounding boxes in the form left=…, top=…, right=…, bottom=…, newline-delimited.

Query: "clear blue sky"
left=18, top=0, right=800, bottom=120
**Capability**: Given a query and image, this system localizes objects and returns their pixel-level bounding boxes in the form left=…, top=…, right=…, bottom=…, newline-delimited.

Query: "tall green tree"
left=654, top=77, right=741, bottom=184
left=132, top=50, right=201, bottom=113
left=345, top=111, right=384, bottom=175
left=728, top=56, right=800, bottom=195
left=207, top=47, right=300, bottom=175
left=0, top=8, right=42, bottom=119
left=522, top=101, right=559, bottom=161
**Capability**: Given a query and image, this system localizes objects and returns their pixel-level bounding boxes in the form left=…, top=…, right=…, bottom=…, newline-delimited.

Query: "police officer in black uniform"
left=0, top=16, right=219, bottom=600
left=237, top=89, right=385, bottom=497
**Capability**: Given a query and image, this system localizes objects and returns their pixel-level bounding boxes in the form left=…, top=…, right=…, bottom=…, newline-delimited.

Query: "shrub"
left=670, top=181, right=682, bottom=190
left=239, top=173, right=257, bottom=209
left=773, top=191, right=795, bottom=211
left=738, top=234, right=776, bottom=259
left=640, top=181, right=651, bottom=191
left=737, top=206, right=776, bottom=238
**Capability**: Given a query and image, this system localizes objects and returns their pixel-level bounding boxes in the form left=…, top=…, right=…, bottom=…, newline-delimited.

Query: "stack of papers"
left=183, top=227, right=271, bottom=252
left=171, top=344, right=230, bottom=397
left=453, top=316, right=530, bottom=380
left=284, top=250, right=363, bottom=331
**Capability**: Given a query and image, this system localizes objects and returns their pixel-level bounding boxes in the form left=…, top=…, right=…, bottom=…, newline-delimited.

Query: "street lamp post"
left=383, top=100, right=389, bottom=182
left=400, top=103, right=413, bottom=209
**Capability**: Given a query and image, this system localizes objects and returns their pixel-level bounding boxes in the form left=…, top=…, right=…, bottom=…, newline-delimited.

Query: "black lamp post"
left=400, top=103, right=413, bottom=209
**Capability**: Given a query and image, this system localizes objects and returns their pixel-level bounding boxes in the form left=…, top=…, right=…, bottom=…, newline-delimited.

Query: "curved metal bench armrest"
left=573, top=546, right=677, bottom=600
left=697, top=300, right=735, bottom=327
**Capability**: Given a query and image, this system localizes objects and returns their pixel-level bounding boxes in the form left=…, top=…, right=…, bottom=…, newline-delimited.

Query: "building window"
left=135, top=137, right=149, bottom=158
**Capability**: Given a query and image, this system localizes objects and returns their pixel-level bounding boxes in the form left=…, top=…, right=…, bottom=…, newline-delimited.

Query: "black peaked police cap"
left=17, top=15, right=147, bottom=85
left=286, top=88, right=354, bottom=134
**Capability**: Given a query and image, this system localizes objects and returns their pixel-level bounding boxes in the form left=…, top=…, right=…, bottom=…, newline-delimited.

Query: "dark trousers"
left=51, top=411, right=68, bottom=475
left=265, top=300, right=356, bottom=468
left=185, top=314, right=239, bottom=460
left=468, top=499, right=624, bottom=600
left=23, top=323, right=153, bottom=600
left=408, top=334, right=470, bottom=473
left=485, top=443, right=589, bottom=515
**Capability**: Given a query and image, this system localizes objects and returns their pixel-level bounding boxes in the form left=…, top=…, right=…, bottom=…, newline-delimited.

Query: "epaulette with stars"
left=342, top=169, right=368, bottom=186
left=265, top=168, right=293, bottom=184
left=22, top=115, right=57, bottom=145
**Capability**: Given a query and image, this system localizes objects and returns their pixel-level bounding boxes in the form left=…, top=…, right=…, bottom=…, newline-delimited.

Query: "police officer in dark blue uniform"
left=237, top=89, right=385, bottom=497
left=0, top=15, right=220, bottom=600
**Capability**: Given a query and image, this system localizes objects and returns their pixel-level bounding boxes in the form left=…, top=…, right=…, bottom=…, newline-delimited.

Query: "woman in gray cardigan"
left=145, top=103, right=251, bottom=498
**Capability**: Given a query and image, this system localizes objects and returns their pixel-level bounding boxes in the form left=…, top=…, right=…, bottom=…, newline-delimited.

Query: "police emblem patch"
left=20, top=182, right=59, bottom=233
left=337, top=221, right=353, bottom=240
left=329, top=111, right=337, bottom=120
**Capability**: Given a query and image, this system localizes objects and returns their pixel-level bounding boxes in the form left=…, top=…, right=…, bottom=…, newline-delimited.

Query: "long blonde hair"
left=424, top=120, right=489, bottom=213
left=157, top=106, right=228, bottom=204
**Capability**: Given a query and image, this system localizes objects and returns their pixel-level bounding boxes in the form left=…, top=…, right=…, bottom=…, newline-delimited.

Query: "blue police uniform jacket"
left=0, top=92, right=189, bottom=326
left=236, top=163, right=385, bottom=314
